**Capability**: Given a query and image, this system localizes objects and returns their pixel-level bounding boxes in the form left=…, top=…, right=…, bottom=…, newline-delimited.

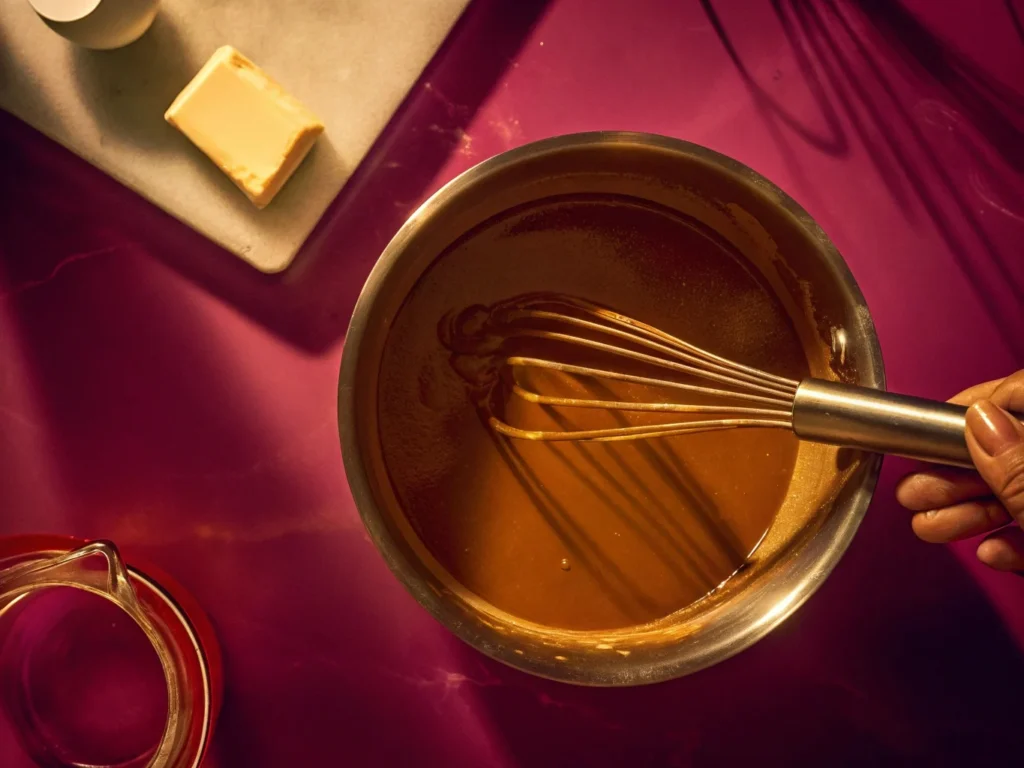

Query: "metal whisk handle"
left=792, top=379, right=999, bottom=469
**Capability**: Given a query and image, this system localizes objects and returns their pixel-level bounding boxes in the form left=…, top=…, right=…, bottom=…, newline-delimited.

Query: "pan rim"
left=338, top=131, right=884, bottom=686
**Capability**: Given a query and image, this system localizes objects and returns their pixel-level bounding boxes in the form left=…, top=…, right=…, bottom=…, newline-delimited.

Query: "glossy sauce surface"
left=377, top=196, right=809, bottom=630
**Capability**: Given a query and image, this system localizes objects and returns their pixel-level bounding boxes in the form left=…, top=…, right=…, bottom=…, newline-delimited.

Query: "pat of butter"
left=165, top=46, right=324, bottom=209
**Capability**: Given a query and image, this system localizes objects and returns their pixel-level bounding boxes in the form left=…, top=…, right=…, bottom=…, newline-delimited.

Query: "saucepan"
left=338, top=132, right=883, bottom=685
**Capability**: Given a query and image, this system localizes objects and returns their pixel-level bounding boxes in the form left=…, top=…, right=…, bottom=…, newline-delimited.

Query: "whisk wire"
left=441, top=295, right=976, bottom=466
left=508, top=358, right=794, bottom=411
left=489, top=417, right=794, bottom=442
left=519, top=297, right=800, bottom=387
left=458, top=294, right=804, bottom=443
left=509, top=329, right=796, bottom=403
left=510, top=308, right=798, bottom=397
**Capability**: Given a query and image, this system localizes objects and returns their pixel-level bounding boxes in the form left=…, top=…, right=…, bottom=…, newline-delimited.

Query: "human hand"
left=896, top=371, right=1024, bottom=572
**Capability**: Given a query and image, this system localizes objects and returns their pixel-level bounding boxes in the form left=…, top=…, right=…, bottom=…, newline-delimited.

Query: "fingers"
left=986, top=370, right=1024, bottom=413
left=910, top=499, right=1012, bottom=543
left=948, top=377, right=1005, bottom=406
left=976, top=526, right=1024, bottom=572
left=895, top=468, right=991, bottom=511
left=965, top=400, right=1024, bottom=522
left=897, top=373, right=1024, bottom=573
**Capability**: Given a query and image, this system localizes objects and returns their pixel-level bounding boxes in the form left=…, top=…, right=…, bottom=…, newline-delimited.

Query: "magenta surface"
left=1, top=1, right=1023, bottom=764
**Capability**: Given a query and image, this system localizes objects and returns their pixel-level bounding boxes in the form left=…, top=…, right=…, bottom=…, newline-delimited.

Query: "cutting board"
left=0, top=0, right=470, bottom=272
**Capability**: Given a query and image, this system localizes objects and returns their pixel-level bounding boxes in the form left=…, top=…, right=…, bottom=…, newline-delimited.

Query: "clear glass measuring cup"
left=0, top=536, right=220, bottom=767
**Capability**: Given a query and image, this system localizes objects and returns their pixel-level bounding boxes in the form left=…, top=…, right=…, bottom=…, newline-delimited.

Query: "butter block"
left=165, top=46, right=324, bottom=209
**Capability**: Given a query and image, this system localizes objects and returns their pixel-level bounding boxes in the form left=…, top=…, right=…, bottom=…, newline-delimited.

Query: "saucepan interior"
left=339, top=132, right=882, bottom=685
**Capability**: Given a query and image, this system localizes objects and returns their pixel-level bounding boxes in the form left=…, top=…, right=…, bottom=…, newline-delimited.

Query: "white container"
left=28, top=0, right=160, bottom=50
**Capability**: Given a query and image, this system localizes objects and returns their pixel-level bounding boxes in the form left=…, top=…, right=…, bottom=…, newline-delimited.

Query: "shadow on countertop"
left=701, top=0, right=1024, bottom=359
left=0, top=0, right=550, bottom=354
left=1009, top=0, right=1024, bottom=45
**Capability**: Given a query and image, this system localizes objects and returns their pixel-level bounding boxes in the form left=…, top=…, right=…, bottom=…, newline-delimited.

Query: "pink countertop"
left=2, top=0, right=1023, bottom=764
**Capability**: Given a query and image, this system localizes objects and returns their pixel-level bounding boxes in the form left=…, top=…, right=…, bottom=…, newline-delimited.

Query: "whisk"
left=448, top=294, right=1012, bottom=469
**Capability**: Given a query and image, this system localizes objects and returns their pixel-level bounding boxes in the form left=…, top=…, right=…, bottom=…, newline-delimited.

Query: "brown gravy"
left=377, top=195, right=809, bottom=630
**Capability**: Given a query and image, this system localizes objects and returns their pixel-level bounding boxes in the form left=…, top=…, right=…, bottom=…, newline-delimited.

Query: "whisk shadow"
left=852, top=0, right=1024, bottom=169
left=582, top=379, right=748, bottom=563
left=539, top=408, right=721, bottom=591
left=702, top=0, right=1024, bottom=356
left=486, top=428, right=661, bottom=622
left=1008, top=0, right=1024, bottom=46
left=770, top=0, right=917, bottom=214
left=696, top=0, right=852, bottom=220
left=697, top=0, right=848, bottom=157
left=794, top=0, right=1024, bottom=338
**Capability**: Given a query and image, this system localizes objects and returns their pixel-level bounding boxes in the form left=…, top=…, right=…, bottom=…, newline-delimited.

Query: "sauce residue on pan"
left=377, top=195, right=809, bottom=631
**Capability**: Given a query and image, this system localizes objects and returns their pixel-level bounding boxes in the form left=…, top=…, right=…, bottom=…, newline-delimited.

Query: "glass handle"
left=0, top=540, right=141, bottom=612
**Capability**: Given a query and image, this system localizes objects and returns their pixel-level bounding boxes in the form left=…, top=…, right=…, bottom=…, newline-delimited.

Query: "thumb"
left=965, top=399, right=1024, bottom=520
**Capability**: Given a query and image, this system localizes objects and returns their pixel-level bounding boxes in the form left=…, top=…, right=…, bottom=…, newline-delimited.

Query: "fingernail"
left=967, top=400, right=1021, bottom=457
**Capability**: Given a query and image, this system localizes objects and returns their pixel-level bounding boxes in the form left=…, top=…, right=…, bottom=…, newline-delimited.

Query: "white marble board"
left=0, top=0, right=470, bottom=271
